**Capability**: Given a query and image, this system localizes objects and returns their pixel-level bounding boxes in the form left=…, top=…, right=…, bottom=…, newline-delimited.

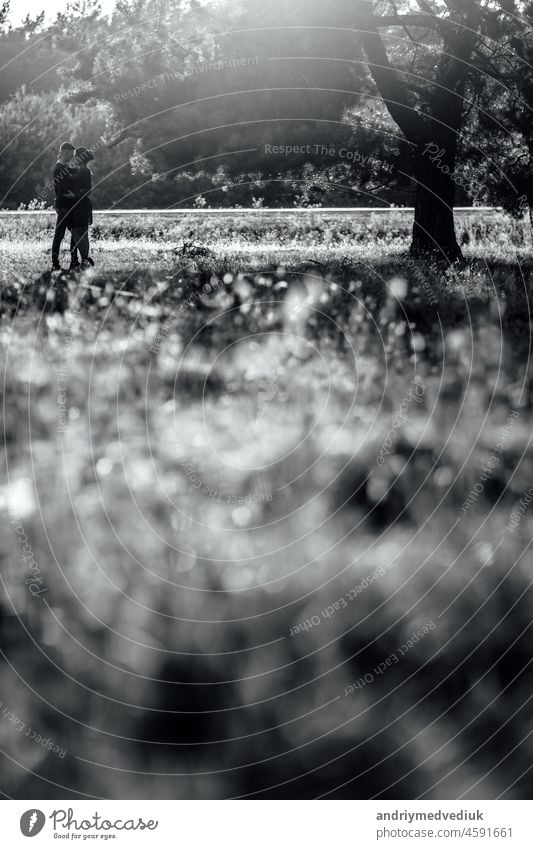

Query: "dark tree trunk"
left=361, top=4, right=481, bottom=263
left=411, top=135, right=462, bottom=262
left=408, top=15, right=479, bottom=263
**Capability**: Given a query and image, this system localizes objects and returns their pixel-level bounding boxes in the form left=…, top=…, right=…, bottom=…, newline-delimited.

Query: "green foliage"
left=0, top=10, right=70, bottom=103
left=461, top=2, right=533, bottom=216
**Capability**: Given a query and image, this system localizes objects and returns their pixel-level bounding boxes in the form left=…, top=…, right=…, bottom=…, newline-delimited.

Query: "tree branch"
left=373, top=13, right=450, bottom=34
left=359, top=12, right=426, bottom=142
left=105, top=128, right=136, bottom=149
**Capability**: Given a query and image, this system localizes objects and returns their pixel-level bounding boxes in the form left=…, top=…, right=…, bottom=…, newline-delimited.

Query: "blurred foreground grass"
left=1, top=210, right=533, bottom=799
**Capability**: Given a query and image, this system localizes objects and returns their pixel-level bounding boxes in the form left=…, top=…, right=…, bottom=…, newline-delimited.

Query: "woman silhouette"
left=70, top=146, right=95, bottom=270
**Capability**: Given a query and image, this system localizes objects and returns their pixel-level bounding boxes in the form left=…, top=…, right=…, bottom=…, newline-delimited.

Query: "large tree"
left=354, top=0, right=523, bottom=260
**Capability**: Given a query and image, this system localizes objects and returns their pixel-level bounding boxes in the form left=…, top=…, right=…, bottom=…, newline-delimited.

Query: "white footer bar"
left=1, top=800, right=531, bottom=848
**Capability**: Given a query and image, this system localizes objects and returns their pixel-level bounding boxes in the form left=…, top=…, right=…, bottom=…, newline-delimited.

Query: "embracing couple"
left=51, top=141, right=95, bottom=272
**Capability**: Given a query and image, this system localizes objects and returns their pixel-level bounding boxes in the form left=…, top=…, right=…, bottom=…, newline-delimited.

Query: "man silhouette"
left=51, top=142, right=76, bottom=271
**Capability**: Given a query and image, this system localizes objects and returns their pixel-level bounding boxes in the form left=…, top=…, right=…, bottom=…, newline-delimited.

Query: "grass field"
left=1, top=209, right=533, bottom=799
